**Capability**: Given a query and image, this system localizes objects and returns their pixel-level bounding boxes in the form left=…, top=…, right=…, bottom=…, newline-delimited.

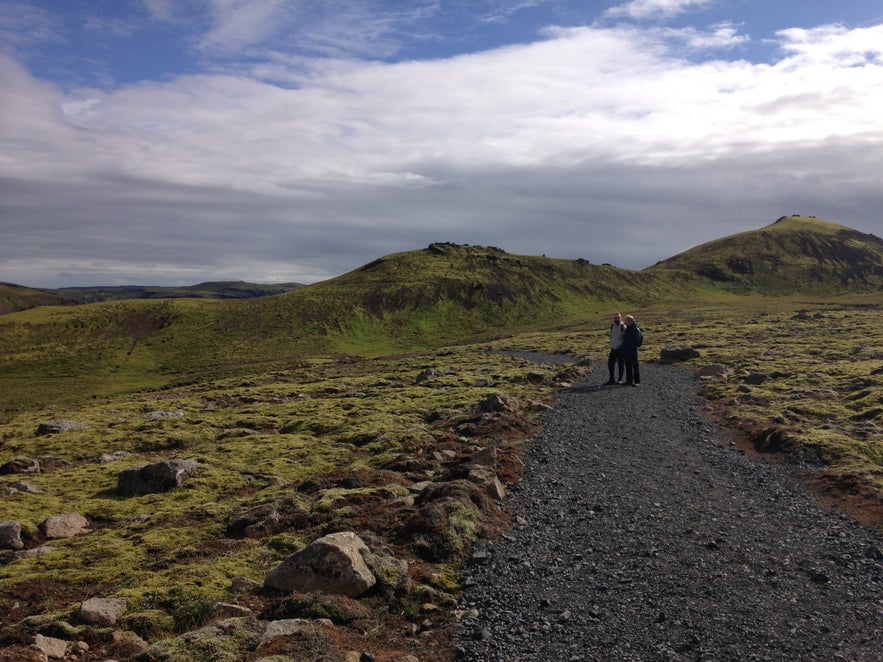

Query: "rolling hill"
left=647, top=215, right=883, bottom=294
left=0, top=282, right=79, bottom=314
left=1, top=216, right=880, bottom=413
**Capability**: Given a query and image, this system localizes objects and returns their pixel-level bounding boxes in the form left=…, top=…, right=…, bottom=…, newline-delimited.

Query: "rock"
left=264, top=531, right=377, bottom=597
left=117, top=458, right=199, bottom=496
left=35, top=420, right=87, bottom=436
left=467, top=466, right=507, bottom=500
left=363, top=549, right=412, bottom=596
left=0, top=456, right=41, bottom=475
left=145, top=410, right=184, bottom=419
left=230, top=576, right=261, bottom=594
left=0, top=520, right=24, bottom=550
left=13, top=545, right=55, bottom=560
left=77, top=597, right=127, bottom=626
left=34, top=634, right=68, bottom=659
left=42, top=513, right=90, bottom=539
left=415, top=369, right=438, bottom=383
left=97, top=451, right=132, bottom=463
left=526, top=370, right=546, bottom=384
left=478, top=393, right=517, bottom=413
left=694, top=364, right=728, bottom=380
left=10, top=481, right=40, bottom=493
left=110, top=630, right=149, bottom=657
left=743, top=371, right=769, bottom=385
left=659, top=347, right=701, bottom=364
left=261, top=618, right=320, bottom=644
left=227, top=495, right=309, bottom=538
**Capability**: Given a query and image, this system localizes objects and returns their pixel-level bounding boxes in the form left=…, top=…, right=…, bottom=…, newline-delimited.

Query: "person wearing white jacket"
left=605, top=312, right=626, bottom=385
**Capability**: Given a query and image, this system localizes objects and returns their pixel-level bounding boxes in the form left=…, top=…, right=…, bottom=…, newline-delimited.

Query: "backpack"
left=637, top=326, right=644, bottom=347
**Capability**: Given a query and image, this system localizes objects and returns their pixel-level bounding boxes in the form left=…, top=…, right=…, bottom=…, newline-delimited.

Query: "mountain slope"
left=50, top=280, right=304, bottom=303
left=229, top=242, right=700, bottom=354
left=0, top=282, right=80, bottom=314
left=646, top=216, right=883, bottom=294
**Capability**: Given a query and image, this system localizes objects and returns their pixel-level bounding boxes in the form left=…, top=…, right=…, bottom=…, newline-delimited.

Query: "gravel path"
left=456, top=362, right=883, bottom=661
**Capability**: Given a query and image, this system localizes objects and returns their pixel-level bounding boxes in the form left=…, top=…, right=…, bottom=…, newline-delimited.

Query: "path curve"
left=456, top=362, right=883, bottom=661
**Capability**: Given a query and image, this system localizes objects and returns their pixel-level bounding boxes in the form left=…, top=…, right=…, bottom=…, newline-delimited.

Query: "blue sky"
left=1, top=0, right=882, bottom=287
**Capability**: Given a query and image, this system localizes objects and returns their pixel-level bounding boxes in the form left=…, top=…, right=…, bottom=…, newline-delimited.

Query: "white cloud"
left=1, top=18, right=882, bottom=287
left=141, top=0, right=181, bottom=22
left=604, top=0, right=714, bottom=21
left=0, top=2, right=63, bottom=52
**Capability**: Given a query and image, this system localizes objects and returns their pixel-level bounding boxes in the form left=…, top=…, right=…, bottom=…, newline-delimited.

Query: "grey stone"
left=34, top=634, right=68, bottom=659
left=43, top=513, right=90, bottom=539
left=35, top=419, right=87, bottom=436
left=264, top=531, right=377, bottom=597
left=117, top=458, right=199, bottom=496
left=0, top=520, right=24, bottom=550
left=78, top=597, right=127, bottom=626
left=659, top=347, right=701, bottom=364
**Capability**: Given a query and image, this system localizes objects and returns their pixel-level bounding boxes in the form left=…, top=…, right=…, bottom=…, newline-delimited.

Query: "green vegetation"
left=648, top=215, right=883, bottom=294
left=0, top=215, right=880, bottom=657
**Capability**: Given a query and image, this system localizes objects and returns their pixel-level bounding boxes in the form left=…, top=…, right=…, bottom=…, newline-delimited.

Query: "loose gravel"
left=456, top=361, right=883, bottom=661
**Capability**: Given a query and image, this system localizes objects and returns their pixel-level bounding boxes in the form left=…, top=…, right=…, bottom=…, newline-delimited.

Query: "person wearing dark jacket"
left=606, top=312, right=626, bottom=385
left=621, top=314, right=642, bottom=386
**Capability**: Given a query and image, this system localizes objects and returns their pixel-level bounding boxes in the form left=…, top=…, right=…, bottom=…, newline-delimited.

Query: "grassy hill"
left=2, top=219, right=880, bottom=413
left=0, top=282, right=79, bottom=314
left=1, top=219, right=881, bottom=660
left=0, top=243, right=699, bottom=413
left=0, top=281, right=303, bottom=315
left=647, top=215, right=883, bottom=294
left=50, top=280, right=304, bottom=304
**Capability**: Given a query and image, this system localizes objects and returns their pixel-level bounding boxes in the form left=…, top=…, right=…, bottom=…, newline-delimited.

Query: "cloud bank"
left=0, top=2, right=881, bottom=287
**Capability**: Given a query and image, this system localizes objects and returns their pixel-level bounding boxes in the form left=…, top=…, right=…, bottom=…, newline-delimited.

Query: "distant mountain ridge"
left=0, top=280, right=304, bottom=314
left=3, top=216, right=880, bottom=319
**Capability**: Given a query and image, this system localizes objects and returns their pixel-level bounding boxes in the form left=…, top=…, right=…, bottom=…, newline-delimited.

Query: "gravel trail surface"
left=457, top=361, right=883, bottom=661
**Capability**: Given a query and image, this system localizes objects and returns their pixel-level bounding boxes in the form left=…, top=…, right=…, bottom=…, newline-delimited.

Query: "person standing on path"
left=605, top=312, right=626, bottom=385
left=621, top=314, right=642, bottom=386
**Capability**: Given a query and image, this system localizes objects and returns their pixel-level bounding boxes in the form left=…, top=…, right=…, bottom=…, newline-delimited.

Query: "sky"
left=1, top=0, right=882, bottom=288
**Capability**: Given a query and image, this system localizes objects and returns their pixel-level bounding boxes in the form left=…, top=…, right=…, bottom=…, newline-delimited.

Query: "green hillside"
left=2, top=218, right=880, bottom=414
left=0, top=282, right=78, bottom=314
left=50, top=280, right=304, bottom=303
left=0, top=244, right=696, bottom=412
left=647, top=216, right=883, bottom=294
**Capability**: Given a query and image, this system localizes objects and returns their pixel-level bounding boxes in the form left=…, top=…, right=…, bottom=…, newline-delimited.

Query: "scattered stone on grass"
left=0, top=520, right=24, bottom=550
left=264, top=532, right=376, bottom=597
left=659, top=346, right=701, bottom=363
left=0, top=457, right=41, bottom=475
left=77, top=597, right=127, bottom=626
left=34, top=420, right=87, bottom=436
left=117, top=458, right=200, bottom=496
left=42, top=513, right=90, bottom=539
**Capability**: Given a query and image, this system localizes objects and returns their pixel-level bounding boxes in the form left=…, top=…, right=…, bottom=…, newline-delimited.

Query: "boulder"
left=526, top=370, right=545, bottom=384
left=43, top=513, right=90, bottom=539
left=0, top=456, right=41, bottom=475
left=264, top=532, right=377, bottom=597
left=117, top=459, right=199, bottom=496
left=659, top=347, right=700, bottom=364
left=0, top=520, right=24, bottom=550
left=744, top=371, right=769, bottom=385
left=694, top=364, right=728, bottom=380
left=35, top=420, right=87, bottom=436
left=34, top=633, right=68, bottom=659
left=77, top=597, right=127, bottom=626
left=467, top=466, right=507, bottom=500
left=478, top=393, right=518, bottom=413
